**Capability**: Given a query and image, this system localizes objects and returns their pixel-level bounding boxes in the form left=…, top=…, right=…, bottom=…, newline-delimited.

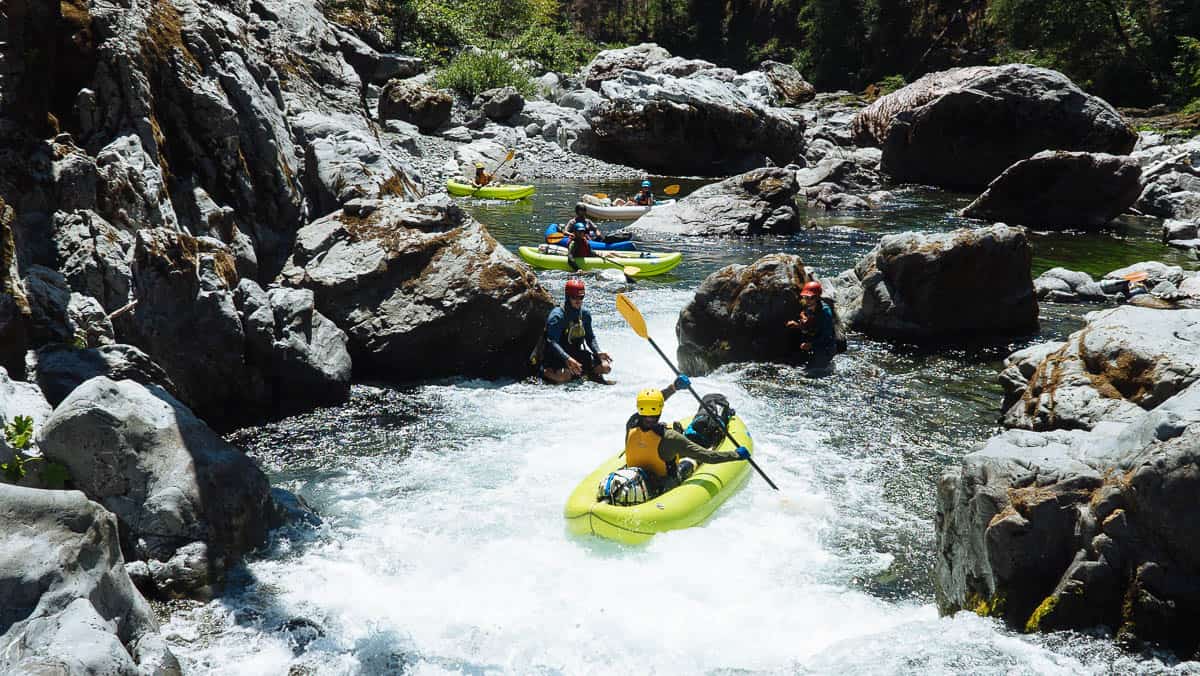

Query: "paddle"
left=662, top=184, right=680, bottom=196
left=471, top=149, right=515, bottom=196
left=1122, top=271, right=1150, bottom=284
left=598, top=253, right=640, bottom=283
left=615, top=293, right=779, bottom=490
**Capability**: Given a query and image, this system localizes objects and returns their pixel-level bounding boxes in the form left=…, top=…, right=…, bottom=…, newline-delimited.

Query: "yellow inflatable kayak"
left=446, top=180, right=536, bottom=200
left=517, top=245, right=683, bottom=276
left=563, top=415, right=754, bottom=544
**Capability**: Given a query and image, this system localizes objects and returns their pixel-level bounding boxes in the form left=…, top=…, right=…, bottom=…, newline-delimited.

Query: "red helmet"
left=801, top=280, right=823, bottom=297
left=565, top=277, right=585, bottom=298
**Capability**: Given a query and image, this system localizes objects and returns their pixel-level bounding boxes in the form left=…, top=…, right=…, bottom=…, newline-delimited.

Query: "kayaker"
left=616, top=180, right=655, bottom=206
left=566, top=203, right=602, bottom=240
left=566, top=221, right=593, bottom=271
left=626, top=378, right=750, bottom=496
left=472, top=162, right=493, bottom=187
left=786, top=280, right=837, bottom=370
left=541, top=277, right=613, bottom=384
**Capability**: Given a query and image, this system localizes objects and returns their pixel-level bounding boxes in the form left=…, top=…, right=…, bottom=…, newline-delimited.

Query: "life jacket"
left=569, top=233, right=592, bottom=258
left=565, top=313, right=587, bottom=345
left=634, top=192, right=654, bottom=206
left=625, top=419, right=671, bottom=478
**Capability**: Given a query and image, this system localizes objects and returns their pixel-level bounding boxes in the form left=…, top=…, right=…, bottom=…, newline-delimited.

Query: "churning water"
left=162, top=181, right=1198, bottom=675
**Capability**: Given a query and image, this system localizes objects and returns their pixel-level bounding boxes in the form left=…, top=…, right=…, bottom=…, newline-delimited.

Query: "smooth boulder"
left=278, top=198, right=553, bottom=380
left=828, top=224, right=1039, bottom=342
left=620, top=167, right=801, bottom=237
left=851, top=65, right=1137, bottom=189
left=38, top=377, right=274, bottom=599
left=0, top=484, right=180, bottom=674
left=961, top=151, right=1143, bottom=228
left=676, top=254, right=814, bottom=374
left=378, top=80, right=453, bottom=132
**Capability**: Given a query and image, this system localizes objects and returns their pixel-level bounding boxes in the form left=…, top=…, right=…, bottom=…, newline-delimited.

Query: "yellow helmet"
left=636, top=389, right=664, bottom=416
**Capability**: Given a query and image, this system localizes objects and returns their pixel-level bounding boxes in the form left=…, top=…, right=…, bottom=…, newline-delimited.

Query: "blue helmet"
left=573, top=222, right=587, bottom=232
left=641, top=180, right=652, bottom=188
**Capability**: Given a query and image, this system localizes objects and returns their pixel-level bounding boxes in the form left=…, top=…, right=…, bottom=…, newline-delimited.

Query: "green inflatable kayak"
left=446, top=180, right=535, bottom=200
left=563, top=415, right=754, bottom=544
left=516, top=245, right=682, bottom=277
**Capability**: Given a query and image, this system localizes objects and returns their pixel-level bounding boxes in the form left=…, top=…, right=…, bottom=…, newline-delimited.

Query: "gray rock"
left=838, top=224, right=1039, bottom=342
left=0, top=484, right=179, bottom=675
left=621, top=167, right=800, bottom=238
left=22, top=265, right=76, bottom=345
left=28, top=343, right=177, bottom=408
left=558, top=89, right=603, bottom=112
left=440, top=125, right=473, bottom=142
left=1104, top=261, right=1186, bottom=287
left=758, top=60, right=815, bottom=105
left=1003, top=307, right=1200, bottom=431
left=53, top=210, right=133, bottom=315
left=378, top=80, right=452, bottom=132
left=278, top=199, right=553, bottom=380
left=582, top=43, right=672, bottom=90
left=1033, top=267, right=1114, bottom=303
left=38, top=376, right=274, bottom=598
left=649, top=56, right=718, bottom=79
left=514, top=100, right=593, bottom=152
left=67, top=293, right=115, bottom=347
left=589, top=69, right=804, bottom=175
left=852, top=65, right=1137, bottom=189
left=961, top=151, right=1144, bottom=229
left=94, top=135, right=179, bottom=231
left=676, top=254, right=819, bottom=374
left=1163, top=219, right=1199, bottom=242
left=1, top=200, right=30, bottom=378
left=473, top=86, right=525, bottom=121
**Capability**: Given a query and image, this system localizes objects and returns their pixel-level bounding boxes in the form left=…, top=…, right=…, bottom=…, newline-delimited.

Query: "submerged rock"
left=961, top=151, right=1143, bottom=229
left=279, top=198, right=553, bottom=381
left=620, top=167, right=800, bottom=237
left=827, top=224, right=1039, bottom=342
left=852, top=65, right=1136, bottom=190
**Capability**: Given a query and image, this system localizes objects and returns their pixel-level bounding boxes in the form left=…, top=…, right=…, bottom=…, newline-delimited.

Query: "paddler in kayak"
left=566, top=203, right=603, bottom=240
left=541, top=277, right=613, bottom=384
left=565, top=221, right=592, bottom=271
left=626, top=377, right=750, bottom=496
left=614, top=179, right=655, bottom=206
left=472, top=162, right=494, bottom=187
left=786, top=280, right=838, bottom=371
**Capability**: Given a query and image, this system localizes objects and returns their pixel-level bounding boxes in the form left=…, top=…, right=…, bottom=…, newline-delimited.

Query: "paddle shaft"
left=644, top=336, right=779, bottom=490
left=596, top=252, right=637, bottom=282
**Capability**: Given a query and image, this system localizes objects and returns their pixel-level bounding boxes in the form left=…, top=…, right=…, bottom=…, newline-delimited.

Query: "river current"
left=162, top=182, right=1198, bottom=675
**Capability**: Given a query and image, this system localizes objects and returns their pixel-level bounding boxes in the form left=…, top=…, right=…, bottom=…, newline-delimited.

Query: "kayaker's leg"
left=541, top=367, right=574, bottom=384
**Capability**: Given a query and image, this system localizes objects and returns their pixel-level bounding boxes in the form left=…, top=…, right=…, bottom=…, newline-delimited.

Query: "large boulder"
left=587, top=69, right=805, bottom=175
left=829, top=224, right=1039, bottom=342
left=937, top=380, right=1200, bottom=656
left=961, top=151, right=1143, bottom=229
left=758, top=60, right=815, bottom=106
left=582, top=43, right=672, bottom=90
left=1134, top=137, right=1200, bottom=220
left=1000, top=306, right=1200, bottom=432
left=278, top=198, right=553, bottom=381
left=851, top=65, right=1137, bottom=190
left=378, top=80, right=453, bottom=132
left=473, top=86, right=525, bottom=121
left=27, top=343, right=177, bottom=408
left=38, top=377, right=275, bottom=599
left=0, top=484, right=180, bottom=675
left=620, top=167, right=801, bottom=237
left=676, top=254, right=814, bottom=375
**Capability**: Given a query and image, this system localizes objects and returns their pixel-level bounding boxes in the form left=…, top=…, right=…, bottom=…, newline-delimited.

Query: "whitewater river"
left=162, top=182, right=1198, bottom=674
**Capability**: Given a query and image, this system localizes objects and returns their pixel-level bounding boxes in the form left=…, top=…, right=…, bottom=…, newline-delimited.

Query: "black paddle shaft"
left=646, top=336, right=779, bottom=490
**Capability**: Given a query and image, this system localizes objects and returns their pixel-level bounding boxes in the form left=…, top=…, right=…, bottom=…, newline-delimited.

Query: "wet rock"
left=38, top=376, right=274, bottom=600
left=938, top=380, right=1200, bottom=657
left=831, top=224, right=1038, bottom=342
left=1033, top=268, right=1115, bottom=303
left=582, top=43, right=672, bottom=90
left=1002, top=306, right=1200, bottom=432
left=619, top=167, right=800, bottom=237
left=587, top=69, right=804, bottom=175
left=378, top=80, right=452, bottom=132
left=28, top=343, right=176, bottom=408
left=961, top=152, right=1143, bottom=229
left=676, top=254, right=816, bottom=375
left=278, top=198, right=553, bottom=381
left=852, top=65, right=1137, bottom=190
left=473, top=86, right=525, bottom=121
left=0, top=484, right=180, bottom=675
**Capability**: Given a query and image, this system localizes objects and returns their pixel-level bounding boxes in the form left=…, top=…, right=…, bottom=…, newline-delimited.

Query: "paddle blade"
left=616, top=293, right=648, bottom=338
left=592, top=193, right=608, bottom=199
left=505, top=149, right=515, bottom=161
left=1123, top=271, right=1150, bottom=283
left=663, top=184, right=681, bottom=195
left=623, top=265, right=640, bottom=277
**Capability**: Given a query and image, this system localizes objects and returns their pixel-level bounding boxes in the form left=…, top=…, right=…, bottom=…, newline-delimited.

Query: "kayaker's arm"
left=544, top=310, right=571, bottom=363
left=583, top=310, right=602, bottom=356
left=659, top=429, right=741, bottom=465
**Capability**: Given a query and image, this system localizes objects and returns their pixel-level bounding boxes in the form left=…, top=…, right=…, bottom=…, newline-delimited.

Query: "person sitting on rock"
left=541, top=277, right=612, bottom=384
left=616, top=180, right=655, bottom=206
left=786, top=280, right=837, bottom=370
left=625, top=379, right=750, bottom=497
left=472, top=162, right=493, bottom=187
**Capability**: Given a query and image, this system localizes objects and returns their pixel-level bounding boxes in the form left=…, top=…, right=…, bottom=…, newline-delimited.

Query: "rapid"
left=161, top=182, right=1197, bottom=675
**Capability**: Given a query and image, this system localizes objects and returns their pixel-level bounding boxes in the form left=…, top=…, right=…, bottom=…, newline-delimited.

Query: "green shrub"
left=1, top=415, right=70, bottom=488
left=434, top=49, right=535, bottom=99
left=511, top=23, right=602, bottom=73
